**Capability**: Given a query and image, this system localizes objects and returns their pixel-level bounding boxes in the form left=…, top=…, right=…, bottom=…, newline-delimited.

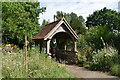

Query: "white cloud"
left=38, top=1, right=119, bottom=25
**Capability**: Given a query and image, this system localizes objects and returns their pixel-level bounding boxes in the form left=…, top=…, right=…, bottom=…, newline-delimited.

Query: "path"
left=64, top=65, right=120, bottom=80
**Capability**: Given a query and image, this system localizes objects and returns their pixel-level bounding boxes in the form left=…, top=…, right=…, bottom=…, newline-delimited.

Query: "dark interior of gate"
left=50, top=32, right=77, bottom=64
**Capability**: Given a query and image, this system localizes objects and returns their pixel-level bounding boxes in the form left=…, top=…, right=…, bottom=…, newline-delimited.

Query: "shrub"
left=77, top=53, right=87, bottom=66
left=91, top=46, right=119, bottom=71
left=77, top=34, right=88, bottom=48
left=85, top=26, right=110, bottom=50
left=77, top=34, right=93, bottom=66
left=110, top=64, right=120, bottom=77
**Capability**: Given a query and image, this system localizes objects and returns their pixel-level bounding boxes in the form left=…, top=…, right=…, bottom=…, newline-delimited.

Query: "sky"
left=38, top=0, right=120, bottom=25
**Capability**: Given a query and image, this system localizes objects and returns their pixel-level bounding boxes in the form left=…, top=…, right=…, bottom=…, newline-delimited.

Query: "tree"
left=85, top=26, right=110, bottom=49
left=35, top=19, right=50, bottom=34
left=86, top=7, right=120, bottom=31
left=86, top=7, right=120, bottom=53
left=2, top=2, right=46, bottom=47
left=55, top=11, right=86, bottom=34
left=41, top=19, right=49, bottom=27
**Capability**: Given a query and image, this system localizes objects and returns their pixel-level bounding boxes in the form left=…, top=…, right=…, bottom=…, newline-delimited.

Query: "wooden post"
left=73, top=41, right=77, bottom=52
left=40, top=40, right=43, bottom=53
left=25, top=36, right=28, bottom=73
left=46, top=39, right=50, bottom=54
left=64, top=44, right=67, bottom=51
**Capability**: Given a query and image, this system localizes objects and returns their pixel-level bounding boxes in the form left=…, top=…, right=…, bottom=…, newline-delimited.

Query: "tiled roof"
left=32, top=19, right=61, bottom=40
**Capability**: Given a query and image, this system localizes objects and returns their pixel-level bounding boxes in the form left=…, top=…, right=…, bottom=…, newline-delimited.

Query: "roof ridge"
left=32, top=17, right=79, bottom=40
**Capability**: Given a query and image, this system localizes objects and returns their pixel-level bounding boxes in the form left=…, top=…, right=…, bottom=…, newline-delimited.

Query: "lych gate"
left=32, top=17, right=79, bottom=62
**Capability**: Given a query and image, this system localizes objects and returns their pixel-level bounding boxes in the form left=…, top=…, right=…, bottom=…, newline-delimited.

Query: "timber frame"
left=32, top=17, right=79, bottom=54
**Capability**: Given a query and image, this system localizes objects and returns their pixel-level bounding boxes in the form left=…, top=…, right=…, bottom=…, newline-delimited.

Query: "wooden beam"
left=73, top=41, right=77, bottom=52
left=46, top=39, right=51, bottom=54
left=40, top=40, right=43, bottom=53
left=25, top=36, right=28, bottom=73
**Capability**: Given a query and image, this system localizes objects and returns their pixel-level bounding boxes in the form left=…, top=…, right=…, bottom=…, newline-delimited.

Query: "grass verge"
left=2, top=47, right=75, bottom=78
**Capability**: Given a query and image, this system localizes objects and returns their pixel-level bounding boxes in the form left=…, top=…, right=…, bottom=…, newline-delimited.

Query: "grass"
left=2, top=47, right=75, bottom=78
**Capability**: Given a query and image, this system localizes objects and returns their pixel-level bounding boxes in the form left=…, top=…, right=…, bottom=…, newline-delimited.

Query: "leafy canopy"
left=86, top=7, right=120, bottom=31
left=55, top=11, right=86, bottom=34
left=2, top=2, right=46, bottom=47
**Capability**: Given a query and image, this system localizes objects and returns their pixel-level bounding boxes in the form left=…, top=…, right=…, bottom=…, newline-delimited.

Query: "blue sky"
left=38, top=0, right=120, bottom=25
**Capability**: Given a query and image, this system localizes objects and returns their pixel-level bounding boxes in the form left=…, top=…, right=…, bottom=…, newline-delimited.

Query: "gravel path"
left=65, top=65, right=120, bottom=80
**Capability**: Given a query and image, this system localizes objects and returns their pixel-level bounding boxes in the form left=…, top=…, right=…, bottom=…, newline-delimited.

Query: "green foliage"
left=2, top=2, right=46, bottom=47
left=77, top=45, right=92, bottom=60
left=77, top=53, right=87, bottom=66
left=86, top=7, right=120, bottom=54
left=41, top=19, right=49, bottom=27
left=112, top=33, right=120, bottom=54
left=86, top=26, right=107, bottom=49
left=77, top=34, right=88, bottom=48
left=38, top=19, right=50, bottom=32
left=86, top=7, right=120, bottom=31
left=85, top=26, right=116, bottom=50
left=77, top=34, right=93, bottom=66
left=77, top=26, right=106, bottom=51
left=110, top=64, right=120, bottom=77
left=86, top=25, right=120, bottom=53
left=77, top=26, right=110, bottom=63
left=2, top=50, right=27, bottom=78
left=76, top=7, right=120, bottom=77
left=91, top=46, right=119, bottom=71
left=2, top=47, right=74, bottom=78
left=55, top=11, right=86, bottom=34
left=77, top=26, right=120, bottom=77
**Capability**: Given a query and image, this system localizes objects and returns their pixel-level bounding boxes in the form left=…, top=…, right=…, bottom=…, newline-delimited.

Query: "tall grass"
left=90, top=46, right=120, bottom=77
left=2, top=47, right=74, bottom=78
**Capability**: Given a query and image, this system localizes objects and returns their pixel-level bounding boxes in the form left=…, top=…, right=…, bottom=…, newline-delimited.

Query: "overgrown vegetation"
left=77, top=34, right=120, bottom=77
left=2, top=47, right=74, bottom=78
left=91, top=47, right=119, bottom=70
left=2, top=2, right=120, bottom=78
left=76, top=7, right=120, bottom=77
